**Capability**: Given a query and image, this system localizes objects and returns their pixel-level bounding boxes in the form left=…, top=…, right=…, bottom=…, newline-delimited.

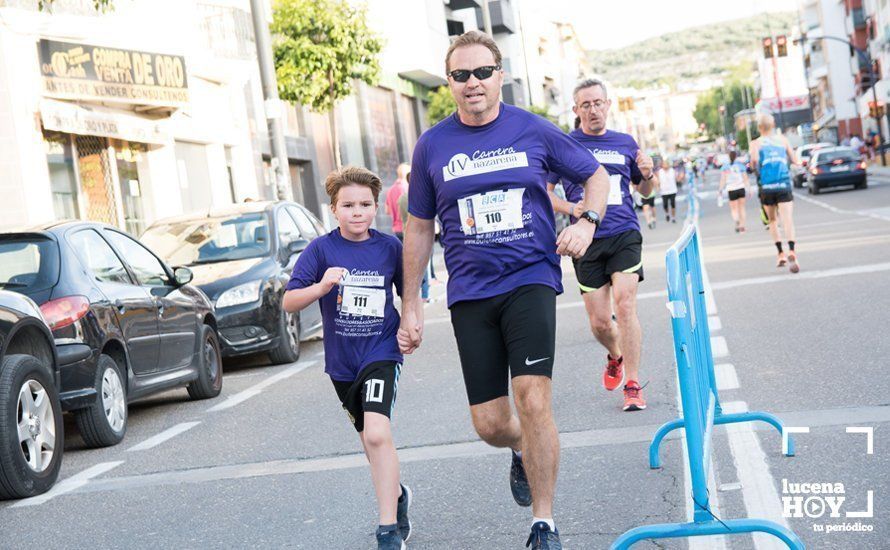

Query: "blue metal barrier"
left=611, top=225, right=803, bottom=549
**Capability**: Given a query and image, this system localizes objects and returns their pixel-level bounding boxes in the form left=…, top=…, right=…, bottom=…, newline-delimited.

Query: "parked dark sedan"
left=807, top=147, right=868, bottom=194
left=142, top=201, right=324, bottom=365
left=0, top=290, right=69, bottom=498
left=0, top=222, right=223, bottom=448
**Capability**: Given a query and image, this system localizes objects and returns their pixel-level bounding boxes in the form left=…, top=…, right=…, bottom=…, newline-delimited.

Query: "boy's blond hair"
left=325, top=166, right=383, bottom=205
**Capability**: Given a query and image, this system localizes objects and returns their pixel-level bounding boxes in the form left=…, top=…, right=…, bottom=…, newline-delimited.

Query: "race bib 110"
left=458, top=188, right=525, bottom=236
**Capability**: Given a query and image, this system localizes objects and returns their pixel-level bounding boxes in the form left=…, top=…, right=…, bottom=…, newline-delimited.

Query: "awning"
left=398, top=70, right=447, bottom=89
left=40, top=98, right=169, bottom=144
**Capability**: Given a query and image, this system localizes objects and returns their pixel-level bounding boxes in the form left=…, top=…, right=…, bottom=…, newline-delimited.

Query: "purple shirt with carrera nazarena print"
left=286, top=229, right=403, bottom=382
left=550, top=129, right=644, bottom=238
left=408, top=103, right=600, bottom=307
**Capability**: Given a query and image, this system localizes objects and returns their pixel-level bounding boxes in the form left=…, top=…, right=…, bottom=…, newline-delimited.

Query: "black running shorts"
left=641, top=196, right=656, bottom=207
left=573, top=229, right=644, bottom=292
left=332, top=361, right=401, bottom=432
left=761, top=190, right=793, bottom=205
left=661, top=193, right=677, bottom=209
left=728, top=189, right=746, bottom=201
left=450, top=285, right=556, bottom=406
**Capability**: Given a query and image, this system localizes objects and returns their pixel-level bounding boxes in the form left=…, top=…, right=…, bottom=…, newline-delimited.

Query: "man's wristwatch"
left=580, top=210, right=601, bottom=228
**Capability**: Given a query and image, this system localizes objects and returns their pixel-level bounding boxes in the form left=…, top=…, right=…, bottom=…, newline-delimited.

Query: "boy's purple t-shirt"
left=553, top=129, right=644, bottom=239
left=408, top=103, right=600, bottom=307
left=286, top=229, right=403, bottom=382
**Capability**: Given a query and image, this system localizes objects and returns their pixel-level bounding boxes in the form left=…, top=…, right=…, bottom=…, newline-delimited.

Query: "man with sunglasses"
left=398, top=30, right=609, bottom=550
left=548, top=79, right=656, bottom=413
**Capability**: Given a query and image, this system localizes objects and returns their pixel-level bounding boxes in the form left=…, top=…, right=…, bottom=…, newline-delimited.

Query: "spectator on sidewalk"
left=385, top=163, right=410, bottom=239
left=398, top=172, right=431, bottom=302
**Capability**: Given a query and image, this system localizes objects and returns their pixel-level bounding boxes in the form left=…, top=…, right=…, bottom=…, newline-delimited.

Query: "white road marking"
left=710, top=261, right=890, bottom=292
left=206, top=361, right=317, bottom=413
left=722, top=401, right=792, bottom=550
left=714, top=363, right=739, bottom=390
left=708, top=315, right=722, bottom=332
left=846, top=426, right=874, bottom=454
left=126, top=422, right=201, bottom=452
left=710, top=336, right=729, bottom=358
left=794, top=192, right=890, bottom=222
left=12, top=461, right=124, bottom=507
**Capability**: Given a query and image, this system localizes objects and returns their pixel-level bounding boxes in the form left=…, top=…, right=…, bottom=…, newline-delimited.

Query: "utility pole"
left=249, top=0, right=292, bottom=201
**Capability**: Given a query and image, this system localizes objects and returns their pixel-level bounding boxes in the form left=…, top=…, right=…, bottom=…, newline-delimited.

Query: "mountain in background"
left=587, top=12, right=798, bottom=89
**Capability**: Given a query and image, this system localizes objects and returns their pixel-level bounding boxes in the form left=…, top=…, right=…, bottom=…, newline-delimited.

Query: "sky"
left=541, top=0, right=800, bottom=51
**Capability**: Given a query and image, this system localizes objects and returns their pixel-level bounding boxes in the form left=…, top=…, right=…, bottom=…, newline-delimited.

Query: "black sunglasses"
left=447, top=65, right=501, bottom=83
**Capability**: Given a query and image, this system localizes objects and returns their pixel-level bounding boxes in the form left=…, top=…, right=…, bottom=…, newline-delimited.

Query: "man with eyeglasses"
left=547, top=78, right=656, bottom=413
left=398, top=30, right=610, bottom=550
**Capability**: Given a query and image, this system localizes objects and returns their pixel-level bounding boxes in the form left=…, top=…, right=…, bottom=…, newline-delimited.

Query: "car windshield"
left=141, top=213, right=271, bottom=266
left=0, top=236, right=60, bottom=292
left=816, top=149, right=858, bottom=163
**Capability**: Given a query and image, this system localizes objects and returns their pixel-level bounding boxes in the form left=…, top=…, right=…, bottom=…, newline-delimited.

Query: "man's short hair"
left=757, top=112, right=775, bottom=130
left=573, top=78, right=608, bottom=102
left=325, top=166, right=383, bottom=205
left=445, top=30, right=502, bottom=73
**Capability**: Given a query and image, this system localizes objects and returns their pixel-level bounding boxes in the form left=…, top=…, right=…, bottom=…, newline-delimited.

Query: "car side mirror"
left=287, top=239, right=310, bottom=255
left=173, top=266, right=193, bottom=286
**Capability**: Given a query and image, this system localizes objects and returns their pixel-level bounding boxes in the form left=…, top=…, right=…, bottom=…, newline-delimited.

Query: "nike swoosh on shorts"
left=525, top=357, right=551, bottom=366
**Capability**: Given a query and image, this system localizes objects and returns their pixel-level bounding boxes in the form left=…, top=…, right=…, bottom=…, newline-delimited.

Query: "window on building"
left=112, top=139, right=147, bottom=237
left=44, top=132, right=80, bottom=220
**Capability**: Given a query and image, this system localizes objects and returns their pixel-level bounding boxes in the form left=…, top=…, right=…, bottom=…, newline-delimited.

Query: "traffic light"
left=762, top=36, right=773, bottom=58
left=776, top=35, right=788, bottom=57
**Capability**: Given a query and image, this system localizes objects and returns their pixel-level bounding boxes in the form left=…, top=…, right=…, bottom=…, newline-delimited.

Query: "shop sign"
left=41, top=98, right=169, bottom=144
left=39, top=39, right=189, bottom=108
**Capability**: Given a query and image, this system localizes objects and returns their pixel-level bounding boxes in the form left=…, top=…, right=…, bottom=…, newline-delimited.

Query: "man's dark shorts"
left=573, top=229, right=644, bottom=292
left=331, top=361, right=401, bottom=432
left=761, top=190, right=793, bottom=206
left=450, top=285, right=556, bottom=406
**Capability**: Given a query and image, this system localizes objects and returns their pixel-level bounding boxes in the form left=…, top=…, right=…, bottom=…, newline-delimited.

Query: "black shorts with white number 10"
left=331, top=361, right=401, bottom=433
left=450, top=284, right=557, bottom=406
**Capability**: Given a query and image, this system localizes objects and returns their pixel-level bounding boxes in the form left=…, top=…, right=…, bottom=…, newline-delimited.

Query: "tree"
left=693, top=80, right=756, bottom=148
left=426, top=86, right=456, bottom=126
left=272, top=0, right=382, bottom=168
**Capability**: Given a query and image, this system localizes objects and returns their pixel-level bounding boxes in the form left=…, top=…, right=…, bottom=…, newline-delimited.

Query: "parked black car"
left=0, top=289, right=68, bottom=498
left=0, top=222, right=223, bottom=448
left=142, top=201, right=324, bottom=365
left=807, top=147, right=868, bottom=194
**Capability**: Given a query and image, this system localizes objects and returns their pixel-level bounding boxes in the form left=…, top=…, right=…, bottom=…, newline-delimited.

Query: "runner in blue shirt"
left=718, top=149, right=751, bottom=233
left=750, top=113, right=801, bottom=272
left=548, top=78, right=656, bottom=413
left=283, top=167, right=412, bottom=550
left=399, top=31, right=610, bottom=550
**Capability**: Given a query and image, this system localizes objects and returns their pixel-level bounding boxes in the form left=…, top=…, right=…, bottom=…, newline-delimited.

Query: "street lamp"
left=796, top=34, right=885, bottom=164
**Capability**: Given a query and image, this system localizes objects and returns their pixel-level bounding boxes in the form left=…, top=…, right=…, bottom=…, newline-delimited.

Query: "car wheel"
left=810, top=183, right=820, bottom=195
left=74, top=354, right=127, bottom=448
left=856, top=178, right=868, bottom=190
left=269, top=305, right=300, bottom=365
left=187, top=325, right=223, bottom=400
left=0, top=354, right=63, bottom=499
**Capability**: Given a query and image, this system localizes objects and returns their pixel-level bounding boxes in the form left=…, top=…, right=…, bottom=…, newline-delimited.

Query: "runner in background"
left=750, top=113, right=800, bottom=273
left=718, top=150, right=750, bottom=233
left=657, top=158, right=678, bottom=224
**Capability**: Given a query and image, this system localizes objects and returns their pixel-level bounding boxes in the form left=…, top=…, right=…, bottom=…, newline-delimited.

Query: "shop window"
left=112, top=139, right=147, bottom=237
left=75, top=135, right=119, bottom=227
left=44, top=132, right=79, bottom=221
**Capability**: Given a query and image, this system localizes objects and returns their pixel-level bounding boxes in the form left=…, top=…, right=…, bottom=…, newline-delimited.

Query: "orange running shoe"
left=623, top=381, right=647, bottom=411
left=776, top=252, right=787, bottom=268
left=603, top=354, right=624, bottom=391
left=788, top=251, right=800, bottom=274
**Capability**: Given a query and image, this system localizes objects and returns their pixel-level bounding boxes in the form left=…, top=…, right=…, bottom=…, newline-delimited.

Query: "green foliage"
left=692, top=80, right=756, bottom=144
left=588, top=12, right=795, bottom=88
left=272, top=0, right=382, bottom=112
left=38, top=0, right=112, bottom=10
left=426, top=86, right=457, bottom=126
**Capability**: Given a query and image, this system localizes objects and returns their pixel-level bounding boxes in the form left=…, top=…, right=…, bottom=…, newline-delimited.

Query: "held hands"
left=636, top=150, right=654, bottom=179
left=397, top=299, right=424, bottom=354
left=320, top=267, right=347, bottom=293
left=556, top=220, right=596, bottom=259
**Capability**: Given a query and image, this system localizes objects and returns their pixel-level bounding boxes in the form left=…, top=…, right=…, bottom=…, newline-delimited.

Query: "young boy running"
left=283, top=166, right=412, bottom=550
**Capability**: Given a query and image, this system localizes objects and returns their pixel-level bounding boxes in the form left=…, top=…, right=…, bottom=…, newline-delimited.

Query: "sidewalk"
left=867, top=164, right=890, bottom=179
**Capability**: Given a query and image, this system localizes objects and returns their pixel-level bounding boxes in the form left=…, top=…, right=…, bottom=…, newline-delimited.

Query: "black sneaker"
left=376, top=525, right=405, bottom=550
left=526, top=521, right=562, bottom=549
left=397, top=483, right=412, bottom=542
left=510, top=450, right=532, bottom=507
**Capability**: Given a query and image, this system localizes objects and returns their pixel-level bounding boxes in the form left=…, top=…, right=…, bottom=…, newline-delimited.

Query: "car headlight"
left=216, top=280, right=262, bottom=308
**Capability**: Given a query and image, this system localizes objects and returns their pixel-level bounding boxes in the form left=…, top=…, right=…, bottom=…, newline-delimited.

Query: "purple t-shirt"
left=554, top=129, right=643, bottom=239
left=409, top=103, right=600, bottom=307
left=286, top=229, right=403, bottom=382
